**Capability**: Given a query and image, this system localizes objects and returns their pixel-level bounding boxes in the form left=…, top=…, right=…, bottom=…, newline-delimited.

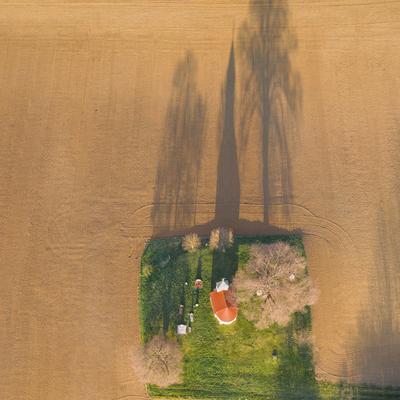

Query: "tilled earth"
left=1, top=1, right=400, bottom=399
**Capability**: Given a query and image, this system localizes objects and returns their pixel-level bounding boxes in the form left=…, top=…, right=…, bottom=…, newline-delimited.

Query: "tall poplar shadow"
left=238, top=0, right=301, bottom=222
left=151, top=51, right=207, bottom=236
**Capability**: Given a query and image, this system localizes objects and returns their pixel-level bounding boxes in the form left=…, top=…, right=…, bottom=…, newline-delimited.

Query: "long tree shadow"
left=211, top=43, right=240, bottom=289
left=151, top=51, right=207, bottom=236
left=240, top=3, right=315, bottom=395
left=348, top=205, right=400, bottom=391
left=238, top=0, right=301, bottom=222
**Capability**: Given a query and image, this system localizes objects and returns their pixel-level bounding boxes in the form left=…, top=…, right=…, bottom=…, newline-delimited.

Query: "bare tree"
left=182, top=233, right=201, bottom=253
left=233, top=242, right=318, bottom=328
left=209, top=227, right=234, bottom=252
left=132, top=336, right=182, bottom=387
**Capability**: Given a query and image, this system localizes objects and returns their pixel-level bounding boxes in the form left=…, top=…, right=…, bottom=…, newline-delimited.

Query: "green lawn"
left=139, top=236, right=400, bottom=400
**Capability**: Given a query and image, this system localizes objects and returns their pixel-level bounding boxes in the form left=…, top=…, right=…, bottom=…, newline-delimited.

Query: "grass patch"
left=139, top=235, right=400, bottom=400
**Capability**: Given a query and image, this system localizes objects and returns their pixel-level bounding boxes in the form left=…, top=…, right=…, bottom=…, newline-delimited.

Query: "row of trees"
left=182, top=227, right=234, bottom=253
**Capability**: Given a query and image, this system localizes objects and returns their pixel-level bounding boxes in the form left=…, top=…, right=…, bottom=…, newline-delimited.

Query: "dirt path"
left=1, top=1, right=400, bottom=399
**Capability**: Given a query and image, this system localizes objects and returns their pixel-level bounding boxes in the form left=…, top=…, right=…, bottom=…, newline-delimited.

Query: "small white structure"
left=177, top=324, right=187, bottom=335
left=216, top=278, right=230, bottom=292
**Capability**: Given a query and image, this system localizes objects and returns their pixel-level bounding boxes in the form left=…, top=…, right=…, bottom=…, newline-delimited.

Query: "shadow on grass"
left=140, top=239, right=194, bottom=341
left=276, top=309, right=319, bottom=399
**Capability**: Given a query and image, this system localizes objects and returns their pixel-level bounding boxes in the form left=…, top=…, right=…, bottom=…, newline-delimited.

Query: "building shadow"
left=215, top=43, right=240, bottom=226
left=238, top=0, right=302, bottom=222
left=211, top=43, right=240, bottom=289
left=151, top=51, right=207, bottom=236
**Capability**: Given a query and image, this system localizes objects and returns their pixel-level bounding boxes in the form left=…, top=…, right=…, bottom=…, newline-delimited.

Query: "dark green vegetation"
left=140, top=236, right=400, bottom=400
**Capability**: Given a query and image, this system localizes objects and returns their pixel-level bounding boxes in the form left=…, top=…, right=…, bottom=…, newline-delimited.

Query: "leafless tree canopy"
left=233, top=242, right=318, bottom=328
left=132, top=336, right=183, bottom=387
left=182, top=233, right=201, bottom=253
left=209, top=227, right=234, bottom=252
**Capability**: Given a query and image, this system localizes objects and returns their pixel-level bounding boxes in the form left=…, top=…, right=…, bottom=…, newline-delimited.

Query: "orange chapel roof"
left=210, top=290, right=238, bottom=325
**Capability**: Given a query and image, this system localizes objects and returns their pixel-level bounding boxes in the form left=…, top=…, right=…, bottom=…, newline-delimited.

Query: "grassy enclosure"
left=139, top=236, right=400, bottom=399
left=140, top=235, right=320, bottom=399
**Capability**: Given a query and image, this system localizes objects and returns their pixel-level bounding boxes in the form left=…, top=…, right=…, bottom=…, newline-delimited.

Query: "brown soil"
left=1, top=1, right=400, bottom=398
